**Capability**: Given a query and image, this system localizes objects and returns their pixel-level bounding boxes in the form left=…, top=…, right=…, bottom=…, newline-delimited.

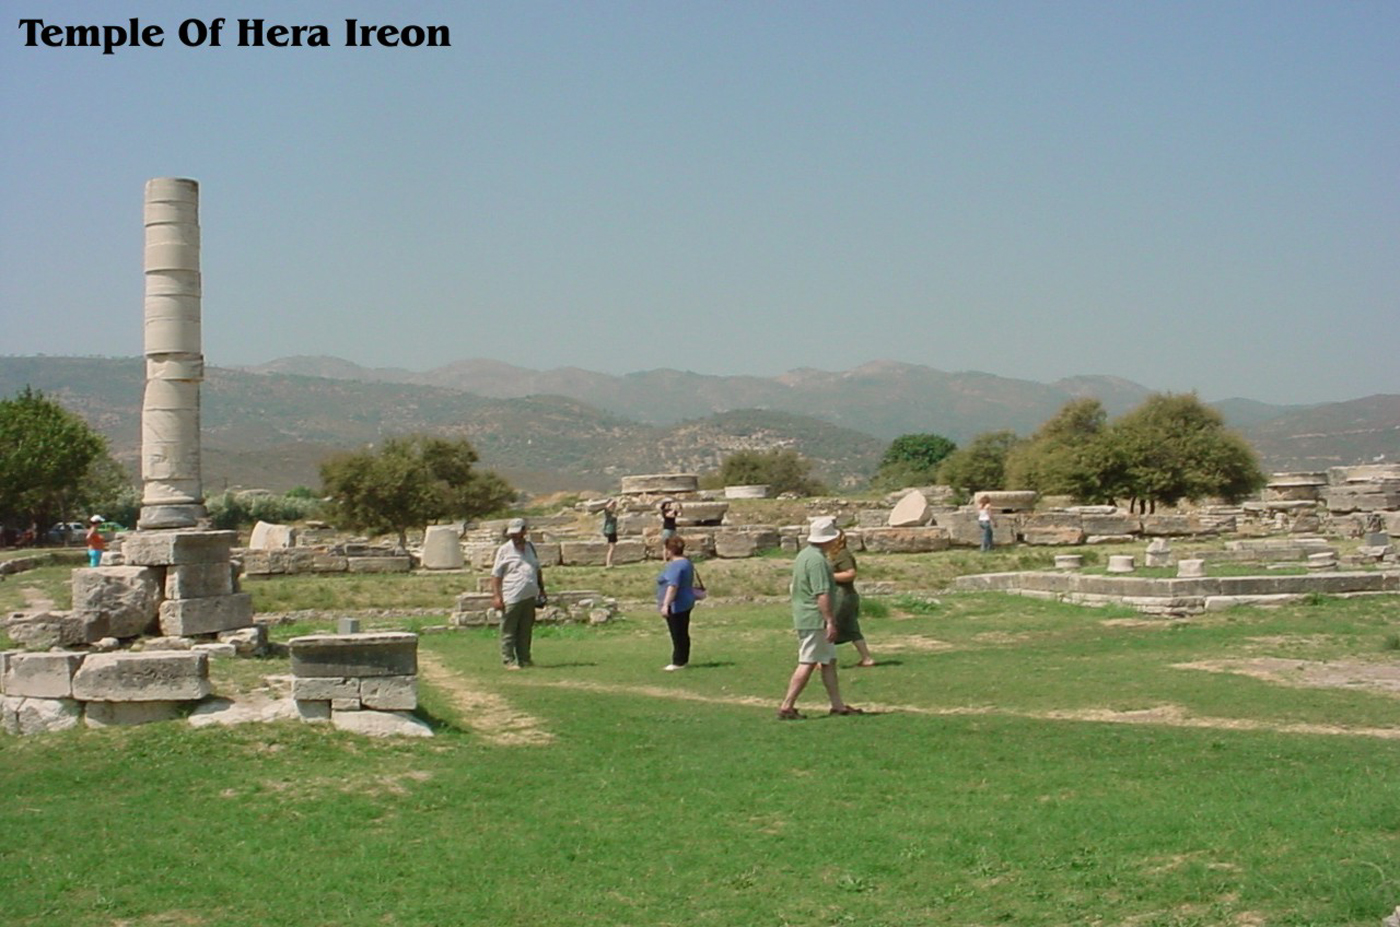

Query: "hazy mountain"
left=4, top=356, right=1393, bottom=493
left=241, top=356, right=1182, bottom=441
left=1242, top=395, right=1400, bottom=471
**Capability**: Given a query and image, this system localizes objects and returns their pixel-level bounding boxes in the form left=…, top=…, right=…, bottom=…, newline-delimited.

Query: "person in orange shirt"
left=85, top=515, right=107, bottom=567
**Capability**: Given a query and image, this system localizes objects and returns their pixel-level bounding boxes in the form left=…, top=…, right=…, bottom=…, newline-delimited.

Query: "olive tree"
left=320, top=436, right=516, bottom=547
left=0, top=387, right=117, bottom=530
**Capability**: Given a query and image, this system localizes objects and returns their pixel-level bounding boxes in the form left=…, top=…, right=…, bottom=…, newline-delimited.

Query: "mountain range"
left=2, top=355, right=1395, bottom=493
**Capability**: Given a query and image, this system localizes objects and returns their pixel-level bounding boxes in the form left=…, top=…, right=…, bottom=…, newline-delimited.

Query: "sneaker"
left=504, top=663, right=521, bottom=671
left=664, top=664, right=684, bottom=671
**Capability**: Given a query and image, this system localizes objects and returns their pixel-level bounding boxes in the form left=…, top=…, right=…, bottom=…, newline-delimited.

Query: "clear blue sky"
left=2, top=0, right=1396, bottom=404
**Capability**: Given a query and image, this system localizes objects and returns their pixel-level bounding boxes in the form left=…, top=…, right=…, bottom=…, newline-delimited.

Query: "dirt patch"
left=530, top=680, right=1400, bottom=740
left=417, top=651, right=555, bottom=746
left=19, top=585, right=55, bottom=611
left=970, top=631, right=1036, bottom=645
left=878, top=634, right=958, bottom=653
left=1173, top=658, right=1400, bottom=696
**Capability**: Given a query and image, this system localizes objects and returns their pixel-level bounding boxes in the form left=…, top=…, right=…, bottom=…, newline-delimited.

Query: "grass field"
left=2, top=554, right=1399, bottom=925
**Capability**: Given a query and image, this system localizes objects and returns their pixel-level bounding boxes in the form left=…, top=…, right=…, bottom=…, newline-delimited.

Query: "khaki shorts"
left=796, top=628, right=837, bottom=665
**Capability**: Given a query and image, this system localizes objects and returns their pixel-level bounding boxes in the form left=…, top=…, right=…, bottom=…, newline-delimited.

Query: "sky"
left=2, top=0, right=1397, bottom=405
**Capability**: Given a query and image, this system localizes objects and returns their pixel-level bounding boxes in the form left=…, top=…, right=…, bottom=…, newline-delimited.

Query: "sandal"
left=776, top=708, right=805, bottom=721
left=829, top=706, right=866, bottom=716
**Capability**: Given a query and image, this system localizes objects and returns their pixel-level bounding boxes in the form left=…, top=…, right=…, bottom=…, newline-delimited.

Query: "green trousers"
left=500, top=599, right=537, bottom=666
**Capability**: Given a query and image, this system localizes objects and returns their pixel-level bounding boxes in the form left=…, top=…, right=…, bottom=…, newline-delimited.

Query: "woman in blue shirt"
left=656, top=534, right=696, bottom=671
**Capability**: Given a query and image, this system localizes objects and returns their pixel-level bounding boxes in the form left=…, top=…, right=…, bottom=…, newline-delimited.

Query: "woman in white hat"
left=85, top=515, right=107, bottom=567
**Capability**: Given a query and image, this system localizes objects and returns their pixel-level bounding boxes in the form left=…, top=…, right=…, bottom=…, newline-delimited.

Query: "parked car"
left=45, top=522, right=88, bottom=545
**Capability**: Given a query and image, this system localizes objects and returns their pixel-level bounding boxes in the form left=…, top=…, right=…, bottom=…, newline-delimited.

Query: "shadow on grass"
left=530, top=661, right=599, bottom=670
left=682, top=660, right=737, bottom=669
left=845, top=659, right=904, bottom=668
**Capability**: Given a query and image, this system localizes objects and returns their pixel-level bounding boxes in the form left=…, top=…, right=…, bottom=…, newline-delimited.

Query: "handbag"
left=691, top=567, right=708, bottom=601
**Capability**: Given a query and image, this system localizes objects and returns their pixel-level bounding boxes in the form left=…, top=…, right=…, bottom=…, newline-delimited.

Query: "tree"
left=937, top=430, right=1022, bottom=497
left=717, top=448, right=827, bottom=496
left=873, top=433, right=957, bottom=488
left=1108, top=393, right=1267, bottom=512
left=1005, top=398, right=1111, bottom=500
left=319, top=436, right=516, bottom=547
left=0, top=387, right=113, bottom=530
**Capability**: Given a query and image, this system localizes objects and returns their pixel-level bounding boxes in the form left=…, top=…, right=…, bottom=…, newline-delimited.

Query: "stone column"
left=139, top=178, right=206, bottom=529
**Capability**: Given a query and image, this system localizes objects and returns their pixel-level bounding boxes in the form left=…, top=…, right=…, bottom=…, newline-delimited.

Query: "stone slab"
left=724, top=484, right=769, bottom=499
left=71, top=652, right=210, bottom=702
left=3, top=611, right=109, bottom=647
left=2, top=695, right=82, bottom=736
left=165, top=562, right=235, bottom=599
left=888, top=490, right=931, bottom=527
left=70, top=566, right=164, bottom=638
left=248, top=521, right=298, bottom=550
left=292, top=676, right=360, bottom=702
left=360, top=676, right=417, bottom=711
left=619, top=474, right=699, bottom=495
left=858, top=527, right=951, bottom=553
left=1, top=652, right=85, bottom=698
left=122, top=530, right=238, bottom=566
left=330, top=709, right=433, bottom=738
left=159, top=593, right=255, bottom=636
left=289, top=633, right=418, bottom=678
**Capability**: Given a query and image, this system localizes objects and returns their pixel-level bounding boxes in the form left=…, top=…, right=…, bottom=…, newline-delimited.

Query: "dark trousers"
left=664, top=609, right=691, bottom=666
left=500, top=599, right=536, bottom=665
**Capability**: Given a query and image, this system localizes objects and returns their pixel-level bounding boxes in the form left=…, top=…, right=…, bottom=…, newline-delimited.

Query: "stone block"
left=1081, top=513, right=1140, bottom=536
left=975, top=491, right=1038, bottom=511
left=1054, top=555, right=1083, bottom=570
left=1107, top=555, right=1136, bottom=574
left=724, top=484, right=769, bottom=499
left=858, top=527, right=951, bottom=553
left=712, top=528, right=781, bottom=558
left=3, top=695, right=82, bottom=736
left=527, top=542, right=562, bottom=566
left=122, top=530, right=237, bottom=566
left=1145, top=538, right=1172, bottom=568
left=1321, top=486, right=1400, bottom=513
left=1177, top=559, right=1206, bottom=578
left=1020, top=514, right=1085, bottom=546
left=4, top=611, right=109, bottom=647
left=159, top=593, right=254, bottom=636
left=330, top=709, right=433, bottom=738
left=165, top=562, right=234, bottom=599
left=312, top=553, right=349, bottom=572
left=559, top=541, right=613, bottom=566
left=609, top=539, right=647, bottom=564
left=248, top=521, right=297, bottom=550
left=217, top=625, right=267, bottom=656
left=292, top=676, right=360, bottom=702
left=1140, top=515, right=1215, bottom=537
left=71, top=652, right=210, bottom=702
left=84, top=700, right=184, bottom=728
left=619, top=474, right=699, bottom=495
left=295, top=700, right=332, bottom=722
left=70, top=566, right=164, bottom=638
left=679, top=501, right=729, bottom=525
left=289, top=632, right=418, bottom=678
left=345, top=556, right=413, bottom=574
left=888, top=490, right=931, bottom=527
left=1, top=652, right=85, bottom=698
left=420, top=525, right=464, bottom=570
left=933, top=511, right=1015, bottom=548
left=360, top=675, right=417, bottom=711
left=191, top=642, right=237, bottom=659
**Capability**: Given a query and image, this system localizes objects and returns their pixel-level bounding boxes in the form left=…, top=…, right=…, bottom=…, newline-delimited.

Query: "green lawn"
left=3, top=586, right=1399, bottom=926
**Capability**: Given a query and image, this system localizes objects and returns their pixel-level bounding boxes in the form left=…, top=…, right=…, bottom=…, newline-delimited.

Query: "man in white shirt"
left=491, top=518, right=547, bottom=669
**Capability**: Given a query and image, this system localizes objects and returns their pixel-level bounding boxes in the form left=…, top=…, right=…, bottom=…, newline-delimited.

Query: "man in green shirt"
left=777, top=516, right=863, bottom=719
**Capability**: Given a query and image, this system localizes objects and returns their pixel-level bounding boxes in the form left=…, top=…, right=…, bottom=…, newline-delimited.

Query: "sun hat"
left=89, top=515, right=104, bottom=524
left=505, top=517, right=528, bottom=535
left=807, top=516, right=840, bottom=545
